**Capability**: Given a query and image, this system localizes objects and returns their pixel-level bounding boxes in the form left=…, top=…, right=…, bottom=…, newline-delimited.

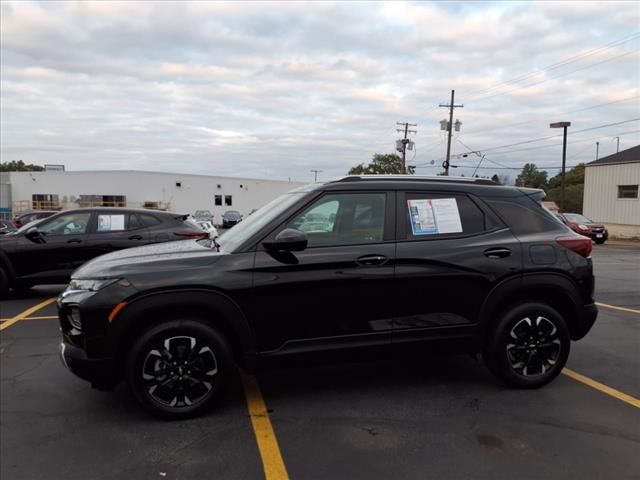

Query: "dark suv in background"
left=0, top=208, right=205, bottom=295
left=58, top=176, right=597, bottom=418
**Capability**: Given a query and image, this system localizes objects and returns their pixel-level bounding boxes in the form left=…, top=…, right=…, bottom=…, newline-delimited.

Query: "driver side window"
left=38, top=212, right=92, bottom=235
left=287, top=193, right=386, bottom=247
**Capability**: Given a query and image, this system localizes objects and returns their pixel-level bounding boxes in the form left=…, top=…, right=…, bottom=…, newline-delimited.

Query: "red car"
left=12, top=210, right=57, bottom=228
left=558, top=213, right=608, bottom=244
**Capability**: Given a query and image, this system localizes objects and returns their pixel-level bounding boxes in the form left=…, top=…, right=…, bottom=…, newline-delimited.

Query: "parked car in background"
left=0, top=207, right=206, bottom=295
left=58, top=175, right=597, bottom=418
left=221, top=210, right=242, bottom=228
left=557, top=213, right=608, bottom=244
left=195, top=220, right=219, bottom=238
left=12, top=209, right=57, bottom=228
left=193, top=210, right=214, bottom=223
left=0, top=220, right=17, bottom=235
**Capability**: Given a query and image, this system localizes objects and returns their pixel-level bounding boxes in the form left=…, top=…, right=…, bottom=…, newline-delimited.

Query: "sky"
left=1, top=1, right=639, bottom=184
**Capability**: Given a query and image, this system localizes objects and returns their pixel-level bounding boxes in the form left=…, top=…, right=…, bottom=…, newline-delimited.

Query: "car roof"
left=45, top=207, right=185, bottom=217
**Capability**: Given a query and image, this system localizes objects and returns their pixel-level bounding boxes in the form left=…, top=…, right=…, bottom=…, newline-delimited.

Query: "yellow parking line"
left=241, top=372, right=289, bottom=480
left=0, top=298, right=57, bottom=331
left=596, top=302, right=640, bottom=315
left=0, top=315, right=58, bottom=322
left=562, top=368, right=640, bottom=409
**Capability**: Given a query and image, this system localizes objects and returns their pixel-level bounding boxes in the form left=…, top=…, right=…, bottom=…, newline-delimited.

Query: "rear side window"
left=404, top=192, right=485, bottom=239
left=485, top=196, right=560, bottom=235
left=139, top=214, right=162, bottom=227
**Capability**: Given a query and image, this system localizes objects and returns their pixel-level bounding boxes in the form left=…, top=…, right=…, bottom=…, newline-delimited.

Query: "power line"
left=463, top=32, right=640, bottom=100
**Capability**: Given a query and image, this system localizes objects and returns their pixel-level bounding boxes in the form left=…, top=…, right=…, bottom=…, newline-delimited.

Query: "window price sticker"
left=408, top=198, right=463, bottom=235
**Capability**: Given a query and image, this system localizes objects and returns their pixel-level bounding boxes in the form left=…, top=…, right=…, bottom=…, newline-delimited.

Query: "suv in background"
left=193, top=210, right=214, bottom=223
left=0, top=208, right=205, bottom=295
left=557, top=213, right=608, bottom=244
left=58, top=176, right=597, bottom=418
left=221, top=210, right=242, bottom=228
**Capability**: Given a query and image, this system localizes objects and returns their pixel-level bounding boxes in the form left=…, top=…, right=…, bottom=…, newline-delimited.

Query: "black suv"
left=58, top=176, right=597, bottom=418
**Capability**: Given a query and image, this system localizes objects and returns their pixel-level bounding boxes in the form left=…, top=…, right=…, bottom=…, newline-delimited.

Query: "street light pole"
left=550, top=121, right=571, bottom=212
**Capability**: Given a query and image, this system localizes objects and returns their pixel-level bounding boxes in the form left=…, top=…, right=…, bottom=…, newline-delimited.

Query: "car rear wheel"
left=126, top=318, right=233, bottom=419
left=483, top=302, right=570, bottom=388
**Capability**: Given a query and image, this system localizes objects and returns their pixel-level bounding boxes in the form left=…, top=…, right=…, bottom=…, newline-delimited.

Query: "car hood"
left=586, top=223, right=605, bottom=229
left=72, top=239, right=225, bottom=279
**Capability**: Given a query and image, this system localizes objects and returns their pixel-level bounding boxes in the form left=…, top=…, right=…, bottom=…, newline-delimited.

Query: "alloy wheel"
left=505, top=316, right=562, bottom=377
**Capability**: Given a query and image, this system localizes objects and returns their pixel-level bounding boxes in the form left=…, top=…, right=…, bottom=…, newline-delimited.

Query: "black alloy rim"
left=505, top=316, right=562, bottom=377
left=142, top=335, right=218, bottom=408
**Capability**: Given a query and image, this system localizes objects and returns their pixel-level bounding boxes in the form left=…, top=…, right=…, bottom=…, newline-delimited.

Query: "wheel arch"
left=0, top=249, right=16, bottom=281
left=479, top=273, right=583, bottom=341
left=110, top=288, right=257, bottom=376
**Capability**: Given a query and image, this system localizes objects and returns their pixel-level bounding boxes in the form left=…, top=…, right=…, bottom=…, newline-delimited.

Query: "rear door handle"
left=128, top=235, right=143, bottom=240
left=483, top=247, right=511, bottom=258
left=356, top=255, right=388, bottom=266
left=67, top=238, right=82, bottom=244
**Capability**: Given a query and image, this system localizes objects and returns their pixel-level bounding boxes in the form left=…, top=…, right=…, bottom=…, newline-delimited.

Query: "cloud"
left=1, top=0, right=639, bottom=182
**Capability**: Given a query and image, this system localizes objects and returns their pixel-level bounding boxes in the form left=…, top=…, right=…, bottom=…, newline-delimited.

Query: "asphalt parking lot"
left=1, top=243, right=639, bottom=480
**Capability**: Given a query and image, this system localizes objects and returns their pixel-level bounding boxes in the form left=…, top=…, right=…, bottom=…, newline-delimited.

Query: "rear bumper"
left=572, top=303, right=598, bottom=340
left=59, top=341, right=116, bottom=390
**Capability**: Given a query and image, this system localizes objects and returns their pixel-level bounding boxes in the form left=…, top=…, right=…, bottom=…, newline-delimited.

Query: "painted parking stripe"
left=562, top=368, right=640, bottom=409
left=241, top=372, right=289, bottom=480
left=0, top=298, right=57, bottom=331
left=0, top=315, right=58, bottom=322
left=596, top=302, right=640, bottom=315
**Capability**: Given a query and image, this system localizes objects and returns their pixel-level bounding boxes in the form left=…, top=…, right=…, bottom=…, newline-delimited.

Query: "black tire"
left=595, top=239, right=606, bottom=245
left=0, top=266, right=9, bottom=298
left=483, top=302, right=570, bottom=389
left=126, top=318, right=233, bottom=419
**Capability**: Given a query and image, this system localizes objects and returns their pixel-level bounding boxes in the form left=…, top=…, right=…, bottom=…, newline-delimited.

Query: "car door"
left=85, top=211, right=150, bottom=257
left=392, top=190, right=522, bottom=345
left=11, top=211, right=93, bottom=280
left=249, top=191, right=396, bottom=353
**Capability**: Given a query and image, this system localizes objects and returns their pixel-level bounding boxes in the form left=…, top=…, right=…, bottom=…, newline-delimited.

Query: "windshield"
left=563, top=213, right=593, bottom=224
left=219, top=192, right=306, bottom=252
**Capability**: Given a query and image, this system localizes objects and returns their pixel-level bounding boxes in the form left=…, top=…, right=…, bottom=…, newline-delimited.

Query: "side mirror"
left=263, top=228, right=308, bottom=252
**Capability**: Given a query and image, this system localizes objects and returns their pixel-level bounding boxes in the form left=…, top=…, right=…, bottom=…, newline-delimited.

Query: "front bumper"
left=59, top=341, right=116, bottom=390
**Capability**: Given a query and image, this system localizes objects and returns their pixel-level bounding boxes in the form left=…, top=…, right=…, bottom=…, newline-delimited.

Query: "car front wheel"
left=126, top=318, right=233, bottom=419
left=483, top=302, right=570, bottom=388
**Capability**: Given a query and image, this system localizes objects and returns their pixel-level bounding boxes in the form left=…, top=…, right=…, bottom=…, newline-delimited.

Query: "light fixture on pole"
left=550, top=121, right=571, bottom=212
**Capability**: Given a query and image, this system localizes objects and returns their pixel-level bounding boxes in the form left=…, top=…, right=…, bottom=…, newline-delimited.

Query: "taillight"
left=556, top=235, right=592, bottom=257
left=174, top=230, right=207, bottom=239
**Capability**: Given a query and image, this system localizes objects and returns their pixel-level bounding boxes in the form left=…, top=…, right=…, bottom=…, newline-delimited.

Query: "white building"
left=1, top=170, right=306, bottom=222
left=583, top=144, right=640, bottom=239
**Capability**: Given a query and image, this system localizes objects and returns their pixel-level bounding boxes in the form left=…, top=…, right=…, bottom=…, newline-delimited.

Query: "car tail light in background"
left=556, top=235, right=592, bottom=257
left=174, top=230, right=207, bottom=239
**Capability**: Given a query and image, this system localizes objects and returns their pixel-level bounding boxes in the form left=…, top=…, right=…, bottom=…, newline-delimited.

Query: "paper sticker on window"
left=408, top=198, right=462, bottom=235
left=97, top=214, right=125, bottom=232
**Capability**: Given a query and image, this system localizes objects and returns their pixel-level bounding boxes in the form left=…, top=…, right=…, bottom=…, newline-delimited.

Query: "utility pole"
left=439, top=90, right=463, bottom=176
left=596, top=141, right=599, bottom=160
left=395, top=122, right=417, bottom=174
left=310, top=169, right=322, bottom=182
left=550, top=121, right=571, bottom=212
left=615, top=136, right=620, bottom=153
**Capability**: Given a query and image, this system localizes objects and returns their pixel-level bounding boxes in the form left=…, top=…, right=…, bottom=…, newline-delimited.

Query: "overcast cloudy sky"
left=1, top=1, right=639, bottom=183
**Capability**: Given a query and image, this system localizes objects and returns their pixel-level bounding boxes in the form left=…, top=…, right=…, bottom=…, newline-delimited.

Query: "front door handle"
left=128, top=235, right=143, bottom=240
left=356, top=254, right=388, bottom=266
left=483, top=247, right=511, bottom=258
left=67, top=238, right=82, bottom=244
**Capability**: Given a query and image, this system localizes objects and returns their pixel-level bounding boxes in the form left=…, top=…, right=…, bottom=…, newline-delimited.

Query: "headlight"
left=578, top=224, right=589, bottom=231
left=68, top=307, right=82, bottom=330
left=68, top=278, right=118, bottom=292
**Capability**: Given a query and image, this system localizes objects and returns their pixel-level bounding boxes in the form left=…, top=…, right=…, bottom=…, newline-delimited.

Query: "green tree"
left=0, top=160, right=44, bottom=172
left=515, top=163, right=548, bottom=189
left=349, top=153, right=414, bottom=175
left=546, top=163, right=585, bottom=213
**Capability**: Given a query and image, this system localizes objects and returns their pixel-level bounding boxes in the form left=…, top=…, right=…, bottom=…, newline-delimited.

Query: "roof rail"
left=332, top=175, right=496, bottom=185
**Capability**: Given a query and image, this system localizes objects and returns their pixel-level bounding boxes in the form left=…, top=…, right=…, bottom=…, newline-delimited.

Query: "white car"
left=195, top=220, right=219, bottom=238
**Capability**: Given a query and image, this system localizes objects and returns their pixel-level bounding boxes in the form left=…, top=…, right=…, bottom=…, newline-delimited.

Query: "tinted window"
left=288, top=193, right=386, bottom=247
left=128, top=214, right=143, bottom=230
left=404, top=193, right=485, bottom=239
left=38, top=212, right=92, bottom=235
left=486, top=195, right=560, bottom=235
left=139, top=214, right=162, bottom=227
